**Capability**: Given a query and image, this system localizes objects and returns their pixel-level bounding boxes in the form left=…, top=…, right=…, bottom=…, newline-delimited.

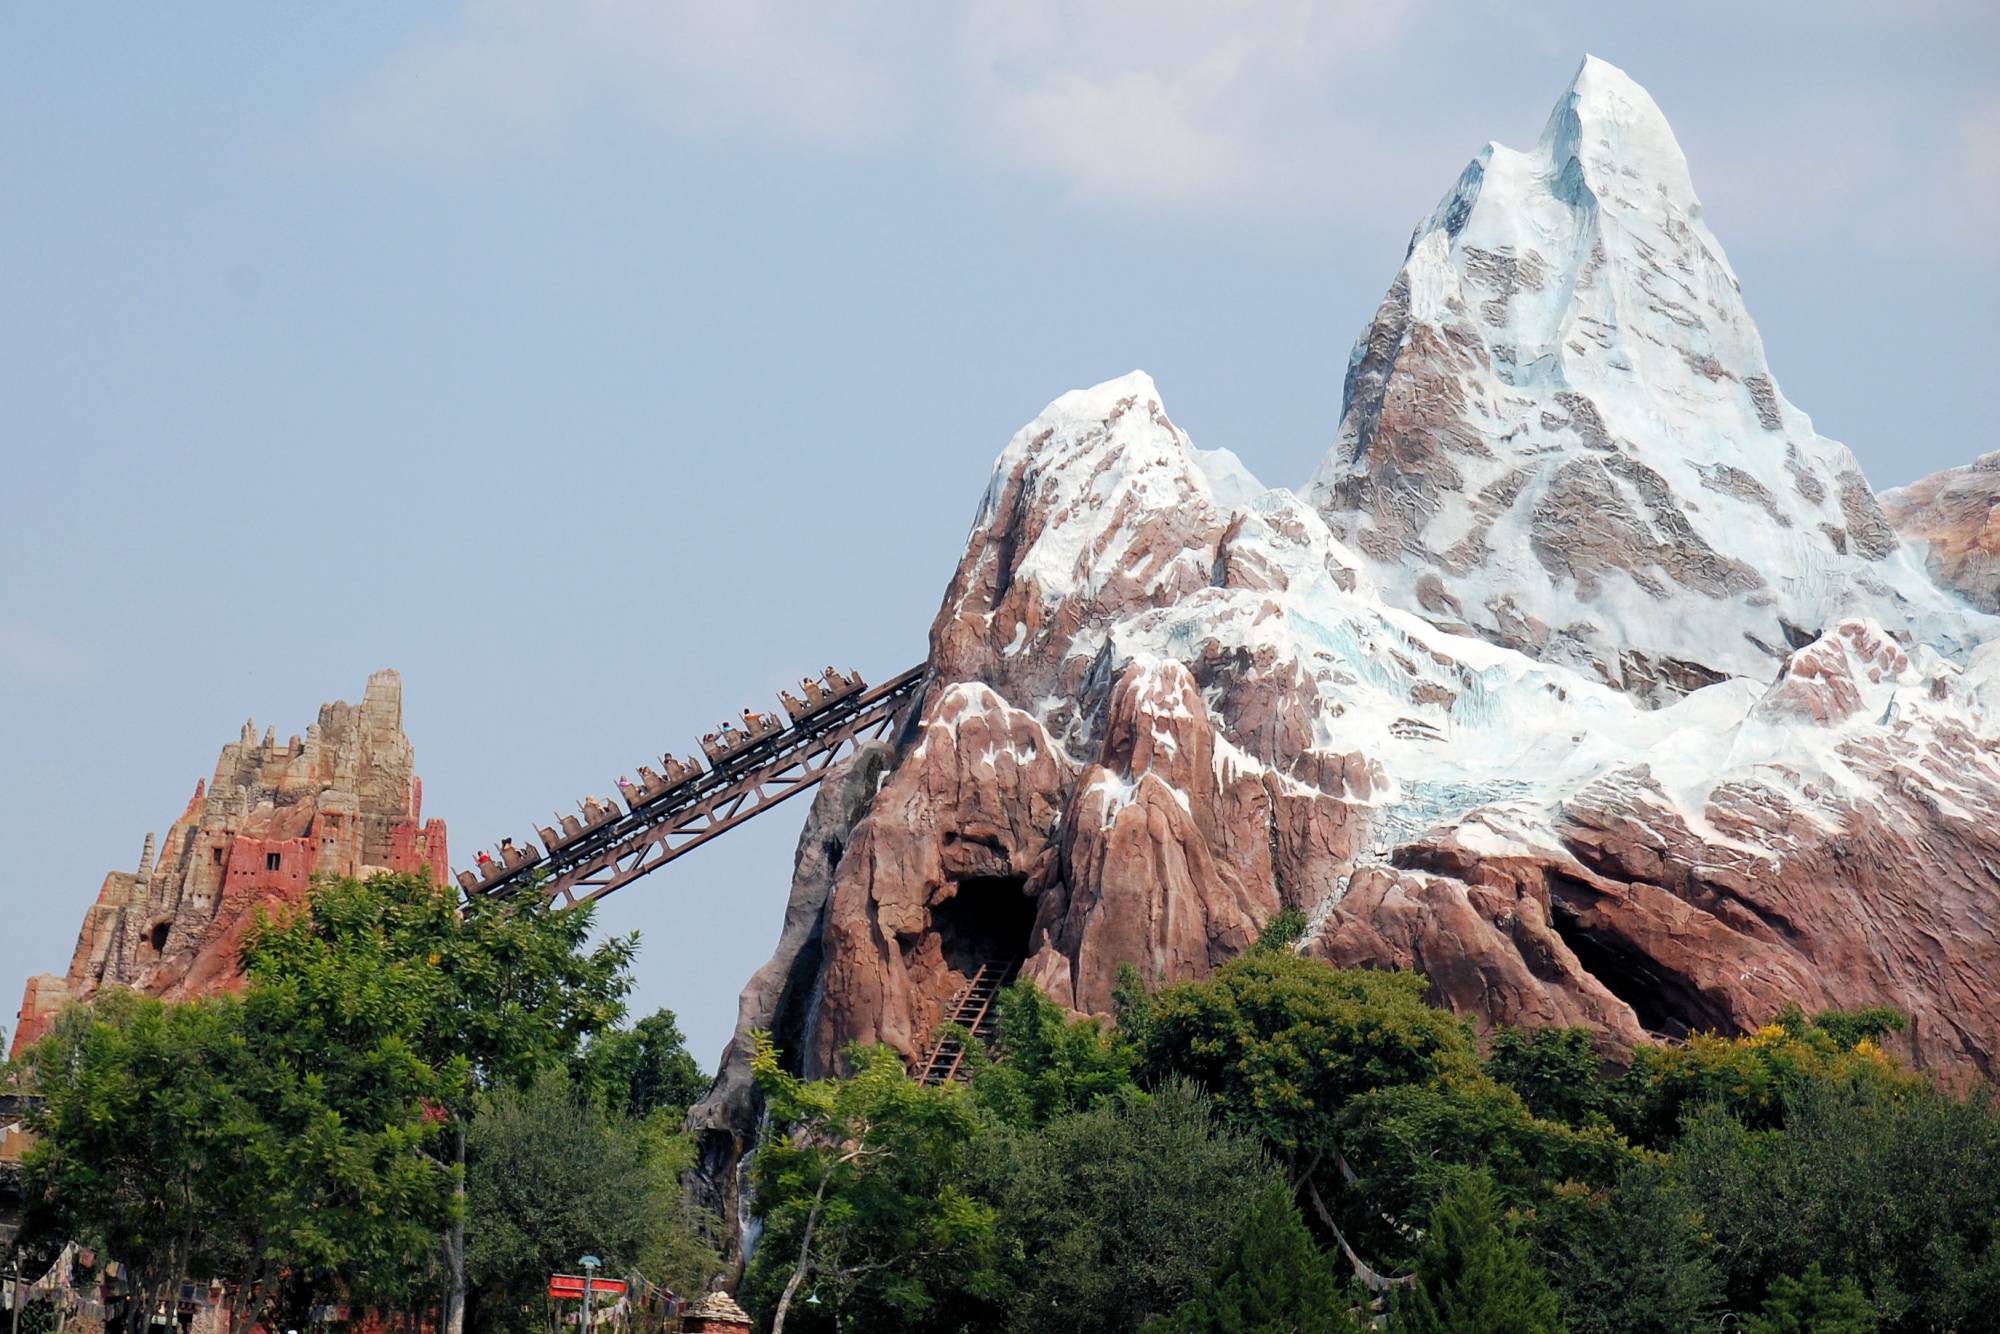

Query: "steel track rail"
left=469, top=665, right=927, bottom=909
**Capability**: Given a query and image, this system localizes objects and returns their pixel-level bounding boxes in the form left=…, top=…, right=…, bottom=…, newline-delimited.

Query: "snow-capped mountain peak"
left=1545, top=54, right=1703, bottom=220
left=1307, top=56, right=1986, bottom=703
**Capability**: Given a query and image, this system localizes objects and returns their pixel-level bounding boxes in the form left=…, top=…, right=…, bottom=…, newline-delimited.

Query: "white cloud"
left=333, top=0, right=1442, bottom=226
left=327, top=1, right=1999, bottom=260
left=951, top=1, right=1430, bottom=215
left=340, top=0, right=914, bottom=163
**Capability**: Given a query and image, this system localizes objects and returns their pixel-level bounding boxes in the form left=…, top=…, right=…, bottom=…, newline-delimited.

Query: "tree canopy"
left=13, top=880, right=2000, bottom=1334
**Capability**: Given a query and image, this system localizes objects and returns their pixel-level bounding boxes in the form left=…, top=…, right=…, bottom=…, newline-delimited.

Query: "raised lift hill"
left=460, top=664, right=925, bottom=907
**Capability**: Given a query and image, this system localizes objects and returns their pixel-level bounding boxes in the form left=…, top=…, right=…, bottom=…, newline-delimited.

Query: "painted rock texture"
left=703, top=54, right=2000, bottom=1139
left=1301, top=56, right=1976, bottom=704
left=11, top=670, right=448, bottom=1056
left=1883, top=452, right=2000, bottom=614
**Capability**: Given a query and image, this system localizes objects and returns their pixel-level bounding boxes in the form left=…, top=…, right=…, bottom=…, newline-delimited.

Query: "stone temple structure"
left=11, top=669, right=448, bottom=1055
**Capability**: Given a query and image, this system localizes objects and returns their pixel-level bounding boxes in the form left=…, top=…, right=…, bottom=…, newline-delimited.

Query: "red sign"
left=549, top=1276, right=627, bottom=1300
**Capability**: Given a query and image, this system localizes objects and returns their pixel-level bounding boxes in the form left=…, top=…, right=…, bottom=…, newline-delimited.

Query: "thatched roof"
left=681, top=1289, right=752, bottom=1325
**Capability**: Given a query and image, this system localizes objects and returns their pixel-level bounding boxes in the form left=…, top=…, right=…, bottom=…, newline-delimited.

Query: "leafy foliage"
left=969, top=1079, right=1283, bottom=1334
left=1138, top=953, right=1631, bottom=1277
left=1140, top=1180, right=1360, bottom=1334
left=243, top=872, right=636, bottom=1334
left=1337, top=1074, right=1633, bottom=1265
left=1138, top=953, right=1478, bottom=1171
left=1534, top=1159, right=1724, bottom=1333
left=16, top=875, right=1999, bottom=1334
left=465, top=1070, right=718, bottom=1334
left=969, top=980, right=1138, bottom=1129
left=742, top=1036, right=1002, bottom=1333
left=1743, top=1264, right=1878, bottom=1333
left=576, top=1007, right=710, bottom=1120
left=1394, top=1170, right=1562, bottom=1334
left=1252, top=908, right=1309, bottom=953
left=1610, top=1005, right=1919, bottom=1146
left=19, top=981, right=448, bottom=1334
left=1486, top=1026, right=1614, bottom=1127
left=1675, top=1075, right=2000, bottom=1328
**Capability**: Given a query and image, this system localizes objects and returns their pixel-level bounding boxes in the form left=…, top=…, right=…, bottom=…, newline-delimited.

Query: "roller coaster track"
left=466, top=666, right=928, bottom=909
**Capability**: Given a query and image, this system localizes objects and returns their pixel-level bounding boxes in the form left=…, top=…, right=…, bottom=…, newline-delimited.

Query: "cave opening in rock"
left=1548, top=894, right=1726, bottom=1040
left=931, top=874, right=1036, bottom=978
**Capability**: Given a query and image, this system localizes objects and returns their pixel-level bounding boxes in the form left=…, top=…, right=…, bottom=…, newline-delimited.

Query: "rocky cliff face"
left=1883, top=453, right=2000, bottom=614
left=698, top=57, right=2000, bottom=1146
left=11, top=670, right=449, bottom=1055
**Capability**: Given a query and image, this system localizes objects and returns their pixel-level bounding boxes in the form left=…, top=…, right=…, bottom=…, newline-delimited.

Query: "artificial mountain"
left=691, top=57, right=2000, bottom=1210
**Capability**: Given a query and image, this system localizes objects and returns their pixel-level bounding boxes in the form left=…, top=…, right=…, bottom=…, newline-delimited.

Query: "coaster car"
left=469, top=839, right=540, bottom=886
left=540, top=812, right=586, bottom=855
left=622, top=755, right=703, bottom=809
left=701, top=709, right=783, bottom=764
left=783, top=668, right=868, bottom=723
left=821, top=666, right=866, bottom=699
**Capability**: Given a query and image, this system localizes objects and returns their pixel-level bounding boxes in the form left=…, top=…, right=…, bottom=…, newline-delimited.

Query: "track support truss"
left=470, top=665, right=927, bottom=909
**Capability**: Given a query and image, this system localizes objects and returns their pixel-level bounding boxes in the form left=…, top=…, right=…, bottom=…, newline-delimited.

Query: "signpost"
left=579, top=1257, right=599, bottom=1334
left=548, top=1263, right=627, bottom=1329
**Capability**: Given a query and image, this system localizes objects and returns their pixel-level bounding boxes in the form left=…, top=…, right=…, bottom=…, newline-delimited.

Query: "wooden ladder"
left=916, top=959, right=1017, bottom=1086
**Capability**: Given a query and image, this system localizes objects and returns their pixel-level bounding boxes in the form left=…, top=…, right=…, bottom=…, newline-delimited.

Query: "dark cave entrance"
left=1548, top=887, right=1732, bottom=1040
left=931, top=874, right=1037, bottom=978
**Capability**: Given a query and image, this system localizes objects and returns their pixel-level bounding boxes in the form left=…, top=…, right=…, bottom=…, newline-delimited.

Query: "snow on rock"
left=1305, top=55, right=1988, bottom=704
left=802, top=681, right=1075, bottom=1071
left=708, top=58, right=2000, bottom=1119
left=1882, top=452, right=2000, bottom=613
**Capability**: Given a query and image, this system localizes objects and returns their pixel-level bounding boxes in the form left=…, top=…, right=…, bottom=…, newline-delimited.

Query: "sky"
left=3, top=2, right=1996, bottom=1066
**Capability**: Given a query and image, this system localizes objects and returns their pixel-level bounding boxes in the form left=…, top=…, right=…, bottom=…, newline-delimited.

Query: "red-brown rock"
left=1882, top=452, right=2000, bottom=614
left=12, top=670, right=448, bottom=1055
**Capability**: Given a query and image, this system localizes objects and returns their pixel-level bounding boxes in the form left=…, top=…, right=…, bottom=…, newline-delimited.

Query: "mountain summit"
left=1306, top=56, right=1977, bottom=702
left=689, top=59, right=2000, bottom=1240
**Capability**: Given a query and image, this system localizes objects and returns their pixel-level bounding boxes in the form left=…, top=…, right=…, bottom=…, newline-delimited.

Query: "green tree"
left=18, top=987, right=444, bottom=1334
left=1335, top=1077, right=1632, bottom=1265
left=969, top=980, right=1138, bottom=1129
left=19, top=993, right=248, bottom=1330
left=1140, top=954, right=1628, bottom=1281
left=971, top=1078, right=1285, bottom=1334
left=1806, top=1006, right=1906, bottom=1051
left=1486, top=1027, right=1612, bottom=1127
left=1535, top=1159, right=1723, bottom=1334
left=1743, top=1264, right=1876, bottom=1333
left=1673, top=1076, right=2000, bottom=1328
left=576, top=1008, right=709, bottom=1120
left=1611, top=1006, right=1916, bottom=1147
left=1141, top=1181, right=1360, bottom=1334
left=742, top=1035, right=1001, bottom=1334
left=244, top=872, right=636, bottom=1334
left=465, top=1069, right=718, bottom=1334
left=1394, top=1170, right=1562, bottom=1334
left=1139, top=954, right=1478, bottom=1177
left=1253, top=908, right=1308, bottom=953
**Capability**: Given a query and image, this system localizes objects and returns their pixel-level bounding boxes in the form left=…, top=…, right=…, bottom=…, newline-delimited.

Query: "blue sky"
left=4, top=2, right=1995, bottom=1063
